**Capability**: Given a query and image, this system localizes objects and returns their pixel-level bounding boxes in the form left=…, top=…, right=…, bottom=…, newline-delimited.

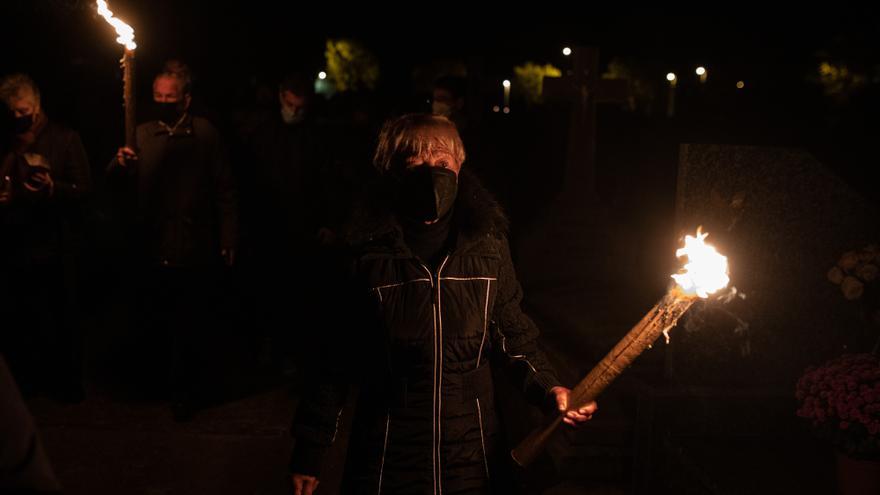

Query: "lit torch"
left=511, top=228, right=730, bottom=466
left=96, top=0, right=137, bottom=148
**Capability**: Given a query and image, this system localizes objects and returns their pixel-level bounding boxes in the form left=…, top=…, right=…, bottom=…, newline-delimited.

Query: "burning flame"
left=96, top=0, right=136, bottom=50
left=671, top=228, right=730, bottom=298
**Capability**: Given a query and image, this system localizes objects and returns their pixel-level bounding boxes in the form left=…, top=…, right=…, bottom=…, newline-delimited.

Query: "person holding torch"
left=108, top=71, right=239, bottom=420
left=289, top=114, right=596, bottom=495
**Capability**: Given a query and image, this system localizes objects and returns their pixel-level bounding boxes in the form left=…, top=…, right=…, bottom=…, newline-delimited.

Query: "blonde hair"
left=373, top=114, right=465, bottom=174
left=0, top=73, right=40, bottom=108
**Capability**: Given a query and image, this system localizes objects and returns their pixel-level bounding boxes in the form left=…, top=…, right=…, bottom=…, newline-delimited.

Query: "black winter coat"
left=290, top=170, right=561, bottom=494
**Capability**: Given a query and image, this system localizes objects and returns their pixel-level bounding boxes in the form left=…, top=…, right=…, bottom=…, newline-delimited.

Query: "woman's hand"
left=550, top=386, right=597, bottom=427
left=291, top=473, right=320, bottom=495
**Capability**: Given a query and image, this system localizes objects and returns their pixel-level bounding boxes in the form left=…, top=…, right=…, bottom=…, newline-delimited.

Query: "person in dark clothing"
left=109, top=71, right=239, bottom=420
left=244, top=73, right=368, bottom=375
left=244, top=73, right=325, bottom=257
left=289, top=114, right=596, bottom=495
left=0, top=73, right=91, bottom=403
left=242, top=73, right=327, bottom=374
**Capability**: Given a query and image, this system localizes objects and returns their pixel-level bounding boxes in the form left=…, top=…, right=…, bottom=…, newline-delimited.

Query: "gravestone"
left=630, top=144, right=879, bottom=493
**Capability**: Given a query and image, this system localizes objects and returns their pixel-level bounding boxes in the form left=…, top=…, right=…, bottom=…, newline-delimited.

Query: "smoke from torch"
left=96, top=0, right=137, bottom=148
left=511, top=228, right=730, bottom=466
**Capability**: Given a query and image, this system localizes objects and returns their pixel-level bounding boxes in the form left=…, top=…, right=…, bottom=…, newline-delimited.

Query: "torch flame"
left=96, top=0, right=136, bottom=50
left=671, top=228, right=730, bottom=298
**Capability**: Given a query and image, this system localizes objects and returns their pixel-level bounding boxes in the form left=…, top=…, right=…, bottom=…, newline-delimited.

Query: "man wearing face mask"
left=109, top=71, right=239, bottom=420
left=289, top=114, right=597, bottom=495
left=0, top=73, right=91, bottom=402
left=241, top=72, right=338, bottom=375
left=244, top=73, right=322, bottom=250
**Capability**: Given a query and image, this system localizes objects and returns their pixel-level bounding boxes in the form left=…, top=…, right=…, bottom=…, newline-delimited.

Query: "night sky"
left=1, top=3, right=878, bottom=196
left=1, top=3, right=879, bottom=199
left=3, top=4, right=877, bottom=110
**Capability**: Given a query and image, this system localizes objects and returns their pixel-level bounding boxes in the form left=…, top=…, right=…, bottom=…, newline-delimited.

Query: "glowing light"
left=96, top=0, right=136, bottom=50
left=670, top=228, right=730, bottom=298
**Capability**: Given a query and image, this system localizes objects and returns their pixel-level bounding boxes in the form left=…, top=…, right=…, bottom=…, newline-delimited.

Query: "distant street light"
left=666, top=73, right=677, bottom=118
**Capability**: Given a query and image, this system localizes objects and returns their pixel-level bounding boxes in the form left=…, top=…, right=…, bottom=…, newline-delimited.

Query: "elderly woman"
left=290, top=114, right=596, bottom=495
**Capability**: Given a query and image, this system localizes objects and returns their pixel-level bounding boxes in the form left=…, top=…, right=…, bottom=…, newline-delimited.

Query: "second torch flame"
left=96, top=0, right=137, bottom=148
left=96, top=0, right=136, bottom=50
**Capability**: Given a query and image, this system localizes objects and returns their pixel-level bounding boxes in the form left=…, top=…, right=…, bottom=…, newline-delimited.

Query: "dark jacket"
left=290, top=170, right=561, bottom=494
left=243, top=114, right=369, bottom=257
left=109, top=115, right=239, bottom=267
left=0, top=117, right=91, bottom=264
left=244, top=115, right=325, bottom=254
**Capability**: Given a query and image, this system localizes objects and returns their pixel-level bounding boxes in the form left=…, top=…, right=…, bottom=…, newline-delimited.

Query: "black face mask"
left=397, top=166, right=458, bottom=224
left=12, top=114, right=33, bottom=134
left=153, top=101, right=184, bottom=124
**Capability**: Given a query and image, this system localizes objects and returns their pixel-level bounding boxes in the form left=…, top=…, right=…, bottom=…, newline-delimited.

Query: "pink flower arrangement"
left=796, top=353, right=880, bottom=458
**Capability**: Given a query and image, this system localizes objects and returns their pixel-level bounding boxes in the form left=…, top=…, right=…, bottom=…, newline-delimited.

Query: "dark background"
left=2, top=3, right=878, bottom=200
